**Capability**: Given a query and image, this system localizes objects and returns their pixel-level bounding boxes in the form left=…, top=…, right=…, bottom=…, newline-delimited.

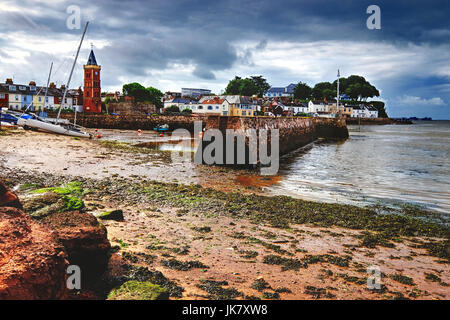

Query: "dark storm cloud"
left=0, top=0, right=449, bottom=117
left=2, top=0, right=449, bottom=82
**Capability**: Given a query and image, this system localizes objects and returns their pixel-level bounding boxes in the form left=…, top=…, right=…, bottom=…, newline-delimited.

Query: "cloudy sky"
left=0, top=0, right=449, bottom=119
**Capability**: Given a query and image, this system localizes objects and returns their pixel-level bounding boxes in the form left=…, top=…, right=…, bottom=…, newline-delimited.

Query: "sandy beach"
left=1, top=128, right=448, bottom=300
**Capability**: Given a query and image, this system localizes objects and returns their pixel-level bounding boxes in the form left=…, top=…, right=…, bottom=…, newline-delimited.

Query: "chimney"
left=29, top=81, right=36, bottom=86
left=49, top=82, right=56, bottom=89
left=6, top=78, right=13, bottom=85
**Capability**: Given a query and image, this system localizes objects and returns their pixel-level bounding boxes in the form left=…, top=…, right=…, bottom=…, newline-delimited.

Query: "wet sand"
left=1, top=128, right=449, bottom=300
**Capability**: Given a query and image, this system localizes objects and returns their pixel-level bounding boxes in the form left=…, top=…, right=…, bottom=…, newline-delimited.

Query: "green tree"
left=146, top=86, right=163, bottom=108
left=340, top=75, right=380, bottom=101
left=122, top=82, right=150, bottom=102
left=224, top=76, right=242, bottom=95
left=293, top=82, right=312, bottom=100
left=239, top=78, right=259, bottom=96
left=224, top=76, right=260, bottom=96
left=250, top=75, right=271, bottom=97
left=312, top=82, right=333, bottom=100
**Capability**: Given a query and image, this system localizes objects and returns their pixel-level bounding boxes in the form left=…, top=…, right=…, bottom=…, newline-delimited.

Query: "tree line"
left=294, top=75, right=380, bottom=101
left=224, top=75, right=380, bottom=101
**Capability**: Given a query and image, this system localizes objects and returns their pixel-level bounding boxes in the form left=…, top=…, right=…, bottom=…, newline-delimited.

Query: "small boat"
left=1, top=112, right=18, bottom=125
left=16, top=113, right=91, bottom=138
left=153, top=124, right=169, bottom=132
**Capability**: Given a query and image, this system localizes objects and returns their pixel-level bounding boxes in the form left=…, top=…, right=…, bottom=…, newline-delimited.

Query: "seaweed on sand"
left=138, top=181, right=449, bottom=244
left=196, top=280, right=243, bottom=300
left=161, top=258, right=209, bottom=271
left=123, top=265, right=184, bottom=298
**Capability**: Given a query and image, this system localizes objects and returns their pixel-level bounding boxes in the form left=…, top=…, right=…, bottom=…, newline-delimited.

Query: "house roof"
left=202, top=98, right=225, bottom=104
left=170, top=98, right=191, bottom=104
left=219, top=95, right=251, bottom=104
left=267, top=83, right=296, bottom=94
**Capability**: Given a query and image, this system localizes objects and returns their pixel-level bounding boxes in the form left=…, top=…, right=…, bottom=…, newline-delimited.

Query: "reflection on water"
left=269, top=121, right=450, bottom=213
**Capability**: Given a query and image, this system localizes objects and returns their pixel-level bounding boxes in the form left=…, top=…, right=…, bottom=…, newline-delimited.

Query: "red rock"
left=42, top=210, right=111, bottom=285
left=0, top=207, right=69, bottom=300
left=0, top=181, right=22, bottom=209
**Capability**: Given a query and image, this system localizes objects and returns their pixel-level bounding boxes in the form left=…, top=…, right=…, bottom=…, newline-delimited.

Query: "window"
left=207, top=106, right=213, bottom=110
left=198, top=106, right=203, bottom=110
left=216, top=106, right=219, bottom=109
left=39, top=97, right=42, bottom=102
left=19, top=86, right=26, bottom=91
left=0, top=94, right=4, bottom=99
left=30, top=86, right=36, bottom=91
left=15, top=95, right=18, bottom=101
left=9, top=85, right=16, bottom=91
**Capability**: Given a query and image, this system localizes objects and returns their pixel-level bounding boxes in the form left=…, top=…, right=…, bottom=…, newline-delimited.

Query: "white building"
left=308, top=100, right=329, bottom=113
left=351, top=105, right=378, bottom=118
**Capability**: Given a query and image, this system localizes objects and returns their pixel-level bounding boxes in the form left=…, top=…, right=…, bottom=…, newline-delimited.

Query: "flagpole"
left=337, top=69, right=340, bottom=117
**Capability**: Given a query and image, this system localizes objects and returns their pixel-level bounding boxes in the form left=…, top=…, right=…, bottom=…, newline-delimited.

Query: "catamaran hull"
left=17, top=118, right=91, bottom=138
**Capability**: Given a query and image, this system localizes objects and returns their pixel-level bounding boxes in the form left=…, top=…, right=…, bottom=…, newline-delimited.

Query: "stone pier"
left=197, top=116, right=349, bottom=166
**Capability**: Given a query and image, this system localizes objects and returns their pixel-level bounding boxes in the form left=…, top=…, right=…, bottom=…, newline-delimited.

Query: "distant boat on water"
left=154, top=124, right=169, bottom=132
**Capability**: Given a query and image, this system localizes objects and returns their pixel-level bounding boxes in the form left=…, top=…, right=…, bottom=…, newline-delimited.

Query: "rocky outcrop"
left=0, top=181, right=22, bottom=209
left=42, top=210, right=111, bottom=286
left=95, top=209, right=124, bottom=221
left=0, top=207, right=69, bottom=299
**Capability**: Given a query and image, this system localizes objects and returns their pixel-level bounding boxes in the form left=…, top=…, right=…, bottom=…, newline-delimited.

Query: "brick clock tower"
left=83, top=48, right=101, bottom=113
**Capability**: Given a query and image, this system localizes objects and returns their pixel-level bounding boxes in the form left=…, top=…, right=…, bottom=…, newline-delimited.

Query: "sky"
left=0, top=0, right=449, bottom=119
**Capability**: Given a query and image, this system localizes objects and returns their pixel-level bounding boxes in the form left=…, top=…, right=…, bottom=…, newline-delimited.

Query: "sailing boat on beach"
left=16, top=22, right=91, bottom=138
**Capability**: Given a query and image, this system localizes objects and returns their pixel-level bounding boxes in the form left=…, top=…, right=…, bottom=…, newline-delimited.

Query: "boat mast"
left=57, top=21, right=89, bottom=121
left=42, top=62, right=53, bottom=115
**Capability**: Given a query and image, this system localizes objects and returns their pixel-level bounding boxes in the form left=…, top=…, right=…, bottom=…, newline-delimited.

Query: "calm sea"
left=269, top=121, right=450, bottom=214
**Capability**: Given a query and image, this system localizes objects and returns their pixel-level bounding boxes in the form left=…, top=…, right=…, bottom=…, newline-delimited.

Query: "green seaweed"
left=263, top=254, right=307, bottom=271
left=107, top=281, right=168, bottom=300
left=250, top=278, right=271, bottom=292
left=390, top=274, right=415, bottom=286
left=196, top=280, right=243, bottom=300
